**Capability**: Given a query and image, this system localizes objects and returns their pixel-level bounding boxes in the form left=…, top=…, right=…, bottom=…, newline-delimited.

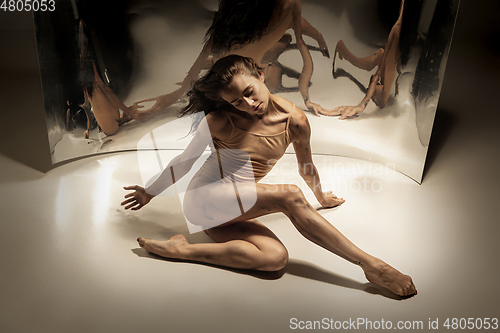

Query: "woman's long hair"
left=181, top=55, right=263, bottom=132
left=205, top=0, right=277, bottom=55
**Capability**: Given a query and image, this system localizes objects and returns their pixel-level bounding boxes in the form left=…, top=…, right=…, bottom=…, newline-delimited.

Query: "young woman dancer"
left=122, top=55, right=417, bottom=297
left=132, top=0, right=331, bottom=118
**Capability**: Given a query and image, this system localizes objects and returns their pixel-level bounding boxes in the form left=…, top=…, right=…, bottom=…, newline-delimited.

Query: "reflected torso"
left=229, top=0, right=294, bottom=66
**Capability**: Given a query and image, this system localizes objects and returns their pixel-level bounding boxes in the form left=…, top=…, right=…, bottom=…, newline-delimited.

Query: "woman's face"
left=220, top=73, right=269, bottom=116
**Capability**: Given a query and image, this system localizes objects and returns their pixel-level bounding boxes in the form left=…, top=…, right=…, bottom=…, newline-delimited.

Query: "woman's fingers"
left=124, top=202, right=138, bottom=210
left=122, top=185, right=150, bottom=210
left=340, top=106, right=355, bottom=120
left=136, top=97, right=157, bottom=103
left=124, top=185, right=141, bottom=190
left=121, top=198, right=135, bottom=206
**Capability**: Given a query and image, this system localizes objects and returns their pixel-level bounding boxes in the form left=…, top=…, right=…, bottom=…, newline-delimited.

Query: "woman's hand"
left=339, top=105, right=365, bottom=119
left=305, top=100, right=331, bottom=117
left=307, top=104, right=364, bottom=119
left=320, top=105, right=364, bottom=119
left=318, top=191, right=345, bottom=208
left=121, top=185, right=155, bottom=210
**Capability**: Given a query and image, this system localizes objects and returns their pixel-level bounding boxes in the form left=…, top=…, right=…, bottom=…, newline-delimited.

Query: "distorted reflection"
left=68, top=20, right=136, bottom=138
left=34, top=0, right=460, bottom=181
left=323, top=0, right=411, bottom=119
left=132, top=0, right=332, bottom=117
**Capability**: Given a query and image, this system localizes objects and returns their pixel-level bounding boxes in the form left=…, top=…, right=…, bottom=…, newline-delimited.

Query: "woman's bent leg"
left=138, top=219, right=288, bottom=272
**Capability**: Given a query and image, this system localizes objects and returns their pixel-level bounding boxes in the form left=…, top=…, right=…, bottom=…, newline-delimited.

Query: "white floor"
left=1, top=2, right=500, bottom=333
left=1, top=146, right=498, bottom=333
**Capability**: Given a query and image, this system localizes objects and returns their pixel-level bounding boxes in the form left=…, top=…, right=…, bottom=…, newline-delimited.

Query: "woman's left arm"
left=290, top=106, right=345, bottom=208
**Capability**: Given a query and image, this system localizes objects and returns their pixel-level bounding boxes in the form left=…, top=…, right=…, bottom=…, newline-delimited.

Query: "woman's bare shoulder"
left=205, top=112, right=232, bottom=140
left=272, top=96, right=306, bottom=121
left=271, top=95, right=292, bottom=111
left=286, top=102, right=310, bottom=142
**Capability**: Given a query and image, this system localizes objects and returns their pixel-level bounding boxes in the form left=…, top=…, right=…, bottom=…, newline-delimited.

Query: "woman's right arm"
left=121, top=114, right=217, bottom=210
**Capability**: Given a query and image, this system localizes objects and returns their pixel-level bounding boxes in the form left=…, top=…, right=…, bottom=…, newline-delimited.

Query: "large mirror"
left=34, top=0, right=459, bottom=182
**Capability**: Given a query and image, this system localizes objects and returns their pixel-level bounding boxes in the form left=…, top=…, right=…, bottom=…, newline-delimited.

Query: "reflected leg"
left=263, top=64, right=284, bottom=93
left=371, top=17, right=402, bottom=108
left=300, top=17, right=329, bottom=57
left=88, top=84, right=120, bottom=136
left=262, top=34, right=308, bottom=94
left=261, top=33, right=292, bottom=64
left=333, top=40, right=384, bottom=72
left=89, top=65, right=135, bottom=135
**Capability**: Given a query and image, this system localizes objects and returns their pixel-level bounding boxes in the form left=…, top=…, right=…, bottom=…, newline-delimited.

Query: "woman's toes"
left=137, top=237, right=147, bottom=247
left=171, top=234, right=186, bottom=240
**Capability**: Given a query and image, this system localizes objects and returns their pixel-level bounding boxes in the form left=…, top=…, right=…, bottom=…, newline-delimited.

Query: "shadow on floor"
left=132, top=248, right=408, bottom=300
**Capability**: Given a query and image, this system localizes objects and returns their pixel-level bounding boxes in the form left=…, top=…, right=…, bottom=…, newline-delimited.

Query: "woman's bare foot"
left=318, top=40, right=330, bottom=58
left=362, top=259, right=417, bottom=297
left=118, top=111, right=133, bottom=125
left=137, top=234, right=189, bottom=259
left=374, top=48, right=385, bottom=65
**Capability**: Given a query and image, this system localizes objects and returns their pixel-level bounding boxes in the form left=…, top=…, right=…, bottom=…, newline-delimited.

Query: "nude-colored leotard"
left=194, top=106, right=292, bottom=186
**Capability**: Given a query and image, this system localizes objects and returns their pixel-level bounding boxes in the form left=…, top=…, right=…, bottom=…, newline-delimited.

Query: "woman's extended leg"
left=240, top=184, right=416, bottom=296
left=138, top=219, right=288, bottom=271
left=139, top=183, right=416, bottom=296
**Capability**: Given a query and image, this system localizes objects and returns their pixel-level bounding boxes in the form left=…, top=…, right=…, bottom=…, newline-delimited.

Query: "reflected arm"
left=132, top=38, right=214, bottom=116
left=178, top=36, right=215, bottom=90
left=291, top=0, right=329, bottom=116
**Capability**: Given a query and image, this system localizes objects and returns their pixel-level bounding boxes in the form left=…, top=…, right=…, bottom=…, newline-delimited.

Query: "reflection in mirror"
left=34, top=0, right=459, bottom=182
left=131, top=0, right=331, bottom=117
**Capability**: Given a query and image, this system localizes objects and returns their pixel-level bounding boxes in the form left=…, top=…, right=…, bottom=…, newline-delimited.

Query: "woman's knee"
left=280, top=184, right=308, bottom=210
left=261, top=244, right=289, bottom=271
left=262, top=184, right=308, bottom=212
